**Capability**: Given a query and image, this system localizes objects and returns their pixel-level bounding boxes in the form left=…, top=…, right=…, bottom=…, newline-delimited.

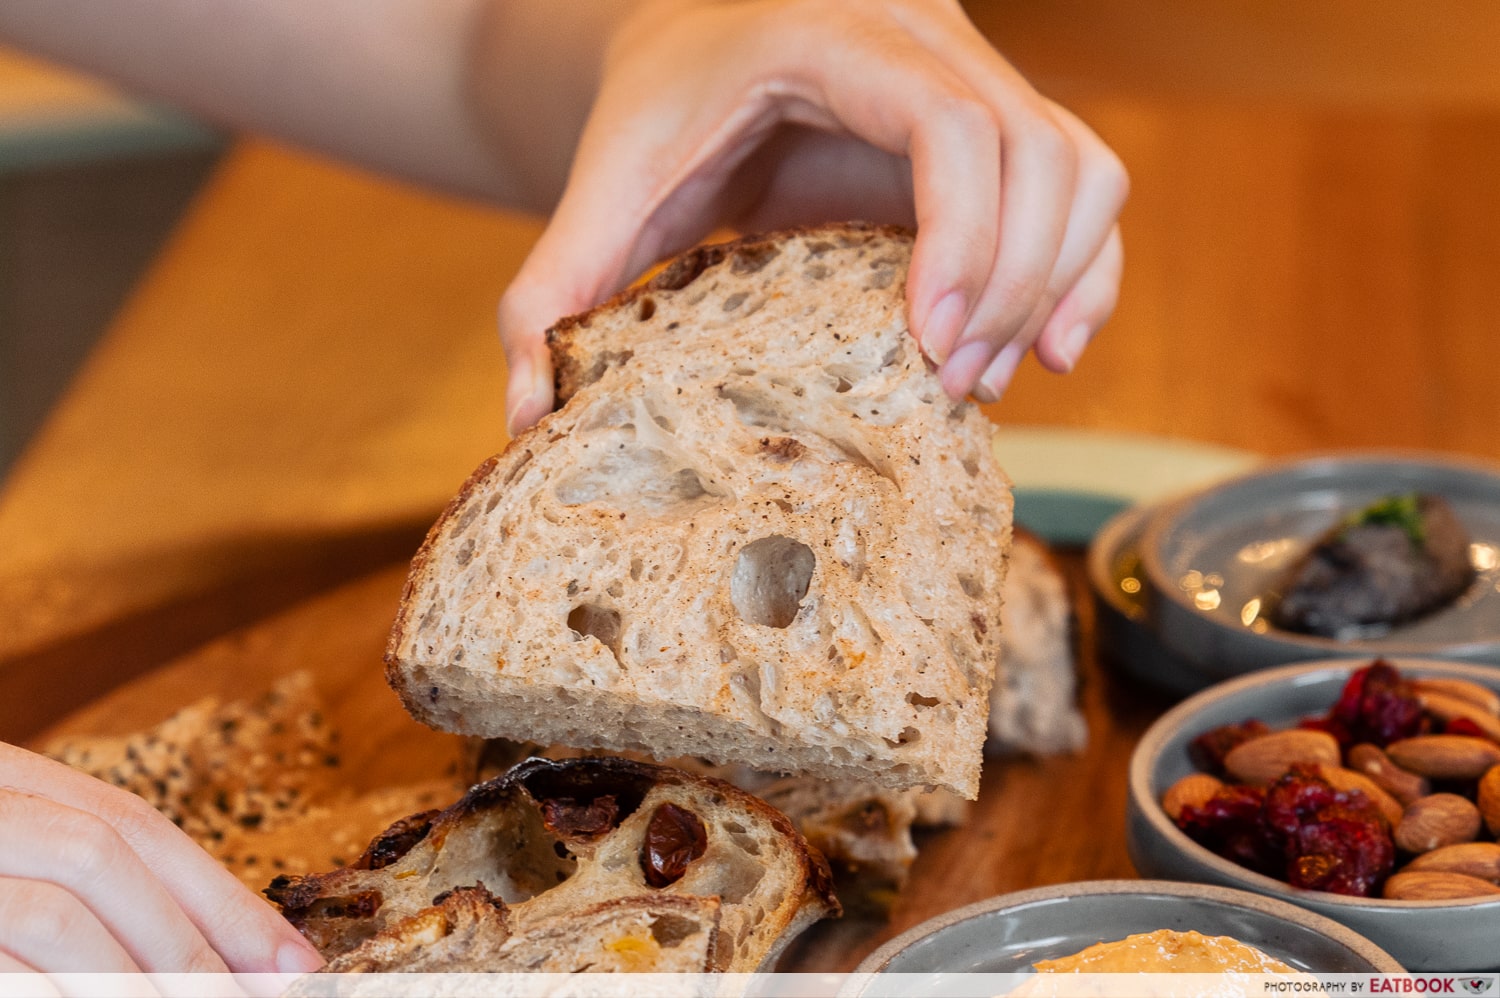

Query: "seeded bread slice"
left=265, top=756, right=836, bottom=973
left=385, top=223, right=1013, bottom=798
left=44, top=673, right=345, bottom=846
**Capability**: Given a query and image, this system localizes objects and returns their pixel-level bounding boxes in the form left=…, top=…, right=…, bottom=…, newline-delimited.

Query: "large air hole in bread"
left=730, top=536, right=815, bottom=628
left=567, top=604, right=622, bottom=658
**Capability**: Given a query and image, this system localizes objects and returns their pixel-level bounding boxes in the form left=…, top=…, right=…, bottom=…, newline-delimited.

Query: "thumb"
left=496, top=145, right=682, bottom=437
left=497, top=270, right=565, bottom=439
left=497, top=9, right=759, bottom=436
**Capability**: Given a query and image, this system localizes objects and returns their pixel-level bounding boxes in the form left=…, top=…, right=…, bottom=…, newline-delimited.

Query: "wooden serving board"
left=32, top=551, right=1169, bottom=974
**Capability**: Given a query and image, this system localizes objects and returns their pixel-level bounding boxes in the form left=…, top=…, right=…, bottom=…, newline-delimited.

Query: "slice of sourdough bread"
left=265, top=756, right=837, bottom=973
left=471, top=740, right=968, bottom=915
left=386, top=223, right=1013, bottom=798
left=988, top=528, right=1086, bottom=755
left=316, top=887, right=719, bottom=975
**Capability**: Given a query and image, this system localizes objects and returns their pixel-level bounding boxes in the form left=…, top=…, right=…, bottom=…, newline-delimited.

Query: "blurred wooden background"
left=970, top=0, right=1500, bottom=463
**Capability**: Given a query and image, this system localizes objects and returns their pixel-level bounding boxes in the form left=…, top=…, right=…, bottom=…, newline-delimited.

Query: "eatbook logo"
left=1461, top=980, right=1493, bottom=996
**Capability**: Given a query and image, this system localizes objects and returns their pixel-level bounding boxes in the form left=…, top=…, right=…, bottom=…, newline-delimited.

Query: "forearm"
left=0, top=0, right=636, bottom=211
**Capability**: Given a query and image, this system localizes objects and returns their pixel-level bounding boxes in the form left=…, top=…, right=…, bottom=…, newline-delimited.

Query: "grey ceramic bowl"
left=1088, top=502, right=1224, bottom=695
left=1127, top=657, right=1500, bottom=972
left=1138, top=451, right=1500, bottom=678
left=849, top=879, right=1402, bottom=993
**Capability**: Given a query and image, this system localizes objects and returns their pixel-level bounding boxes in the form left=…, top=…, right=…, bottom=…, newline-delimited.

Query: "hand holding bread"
left=0, top=742, right=324, bottom=975
left=499, top=0, right=1128, bottom=433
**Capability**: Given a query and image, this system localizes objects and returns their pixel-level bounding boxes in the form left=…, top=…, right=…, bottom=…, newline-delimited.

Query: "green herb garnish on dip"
left=1344, top=493, right=1424, bottom=546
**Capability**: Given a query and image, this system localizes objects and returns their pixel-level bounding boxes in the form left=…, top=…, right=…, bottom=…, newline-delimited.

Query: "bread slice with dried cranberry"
left=265, top=756, right=836, bottom=973
left=385, top=223, right=1012, bottom=798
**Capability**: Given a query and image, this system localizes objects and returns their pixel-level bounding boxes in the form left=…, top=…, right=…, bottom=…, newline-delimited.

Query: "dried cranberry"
left=1176, top=784, right=1281, bottom=878
left=1264, top=765, right=1393, bottom=897
left=1442, top=717, right=1492, bottom=741
left=355, top=810, right=438, bottom=870
left=1286, top=814, right=1393, bottom=896
left=1180, top=765, right=1395, bottom=898
left=1323, top=660, right=1425, bottom=748
left=540, top=795, right=620, bottom=839
left=641, top=802, right=707, bottom=888
left=1187, top=720, right=1271, bottom=774
left=1263, top=764, right=1342, bottom=839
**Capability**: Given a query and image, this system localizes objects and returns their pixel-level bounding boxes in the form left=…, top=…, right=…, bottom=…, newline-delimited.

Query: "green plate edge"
left=992, top=427, right=1260, bottom=546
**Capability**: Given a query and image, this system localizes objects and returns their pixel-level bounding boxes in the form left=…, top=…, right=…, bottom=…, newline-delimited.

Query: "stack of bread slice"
left=274, top=223, right=1029, bottom=974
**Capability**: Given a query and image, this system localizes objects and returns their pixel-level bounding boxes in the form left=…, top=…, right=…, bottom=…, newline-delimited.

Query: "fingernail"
left=505, top=357, right=549, bottom=438
left=505, top=397, right=537, bottom=439
left=1056, top=322, right=1092, bottom=372
left=976, top=341, right=1025, bottom=402
left=276, top=940, right=324, bottom=975
left=939, top=340, right=994, bottom=399
left=920, top=291, right=967, bottom=364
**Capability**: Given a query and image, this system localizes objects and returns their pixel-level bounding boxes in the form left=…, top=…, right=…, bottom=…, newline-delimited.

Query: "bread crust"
left=547, top=222, right=912, bottom=406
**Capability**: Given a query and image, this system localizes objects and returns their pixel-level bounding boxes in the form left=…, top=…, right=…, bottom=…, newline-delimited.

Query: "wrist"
left=463, top=0, right=644, bottom=213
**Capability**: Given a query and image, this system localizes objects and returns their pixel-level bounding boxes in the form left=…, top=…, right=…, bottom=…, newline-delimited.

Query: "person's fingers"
left=501, top=2, right=1003, bottom=433
left=496, top=4, right=753, bottom=435
left=971, top=226, right=1123, bottom=402
left=498, top=285, right=559, bottom=437
left=969, top=121, right=1125, bottom=402
left=0, top=875, right=141, bottom=974
left=1021, top=107, right=1127, bottom=374
left=499, top=0, right=1128, bottom=425
left=933, top=100, right=1075, bottom=399
left=0, top=951, right=58, bottom=998
left=0, top=789, right=226, bottom=974
left=879, top=1, right=1127, bottom=394
left=0, top=745, right=324, bottom=975
left=1031, top=223, right=1124, bottom=377
left=941, top=114, right=1125, bottom=398
left=772, top=15, right=1005, bottom=372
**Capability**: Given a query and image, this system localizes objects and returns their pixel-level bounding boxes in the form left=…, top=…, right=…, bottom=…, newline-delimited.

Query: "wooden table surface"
left=3, top=4, right=1500, bottom=973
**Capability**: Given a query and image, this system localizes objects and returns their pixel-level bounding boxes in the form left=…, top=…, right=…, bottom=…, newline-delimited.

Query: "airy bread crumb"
left=386, top=224, right=1013, bottom=798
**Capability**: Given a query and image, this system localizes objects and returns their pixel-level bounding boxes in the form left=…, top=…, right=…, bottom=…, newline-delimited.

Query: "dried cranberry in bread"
left=265, top=756, right=836, bottom=973
left=474, top=740, right=967, bottom=915
left=385, top=224, right=1012, bottom=798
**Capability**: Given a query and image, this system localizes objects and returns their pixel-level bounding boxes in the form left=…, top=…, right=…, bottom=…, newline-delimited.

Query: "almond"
left=1161, top=773, right=1225, bottom=822
left=1223, top=729, right=1340, bottom=787
left=1383, top=870, right=1500, bottom=901
left=1404, top=842, right=1500, bottom=882
left=1416, top=690, right=1500, bottom=742
left=1347, top=743, right=1430, bottom=807
left=1318, top=764, right=1404, bottom=827
left=1480, top=764, right=1500, bottom=837
left=1385, top=735, right=1500, bottom=780
left=1413, top=677, right=1500, bottom=717
left=1394, top=794, right=1482, bottom=853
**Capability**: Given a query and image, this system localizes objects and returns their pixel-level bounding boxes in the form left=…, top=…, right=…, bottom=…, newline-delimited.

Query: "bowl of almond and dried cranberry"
left=1128, top=657, right=1500, bottom=972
